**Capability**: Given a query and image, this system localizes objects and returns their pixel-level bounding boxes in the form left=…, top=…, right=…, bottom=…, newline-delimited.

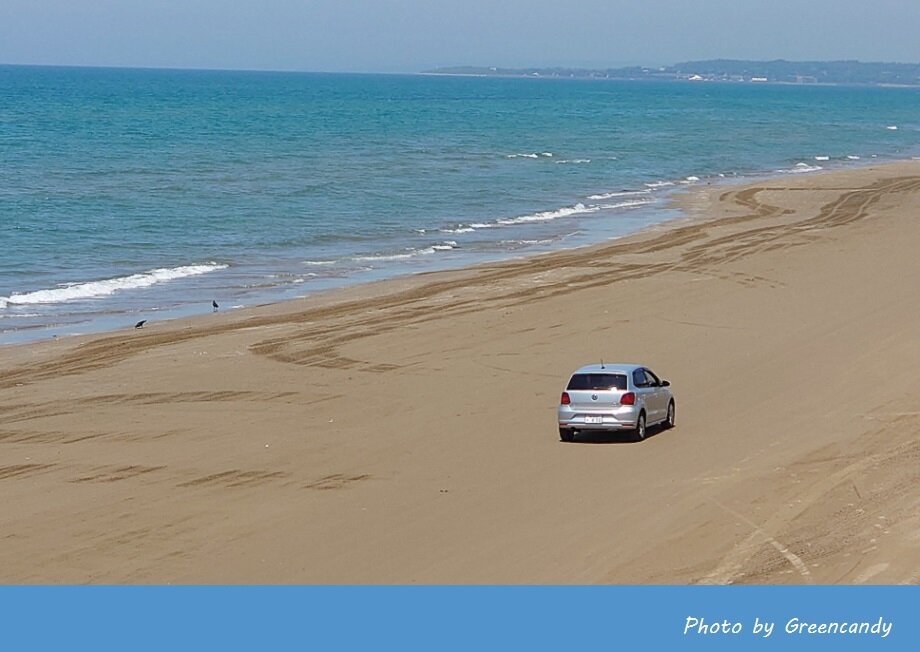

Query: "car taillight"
left=620, top=392, right=636, bottom=405
left=560, top=392, right=571, bottom=405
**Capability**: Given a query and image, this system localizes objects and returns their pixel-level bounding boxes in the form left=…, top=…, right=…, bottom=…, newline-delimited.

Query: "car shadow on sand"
left=562, top=424, right=670, bottom=444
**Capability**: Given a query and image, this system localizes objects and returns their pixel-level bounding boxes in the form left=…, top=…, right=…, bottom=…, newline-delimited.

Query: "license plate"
left=584, top=415, right=603, bottom=424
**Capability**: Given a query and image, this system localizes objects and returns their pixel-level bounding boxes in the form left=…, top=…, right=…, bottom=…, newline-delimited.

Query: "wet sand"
left=1, top=162, right=919, bottom=583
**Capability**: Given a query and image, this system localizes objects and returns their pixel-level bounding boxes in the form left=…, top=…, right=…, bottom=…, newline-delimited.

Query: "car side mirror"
left=661, top=380, right=670, bottom=387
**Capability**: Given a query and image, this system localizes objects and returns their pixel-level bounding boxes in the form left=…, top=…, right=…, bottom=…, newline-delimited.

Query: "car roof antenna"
left=600, top=358, right=605, bottom=369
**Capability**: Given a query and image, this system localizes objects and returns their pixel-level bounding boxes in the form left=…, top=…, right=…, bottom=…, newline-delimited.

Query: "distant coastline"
left=424, top=59, right=920, bottom=86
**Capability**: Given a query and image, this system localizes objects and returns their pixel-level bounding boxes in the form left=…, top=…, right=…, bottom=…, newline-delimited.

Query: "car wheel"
left=633, top=412, right=647, bottom=442
left=559, top=427, right=575, bottom=443
left=663, top=401, right=675, bottom=429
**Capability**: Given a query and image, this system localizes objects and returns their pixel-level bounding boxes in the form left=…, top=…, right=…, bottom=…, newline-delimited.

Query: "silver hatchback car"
left=557, top=363, right=675, bottom=442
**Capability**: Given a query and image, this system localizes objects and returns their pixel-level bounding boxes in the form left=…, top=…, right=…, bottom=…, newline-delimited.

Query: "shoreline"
left=0, top=156, right=900, bottom=351
left=2, top=160, right=919, bottom=583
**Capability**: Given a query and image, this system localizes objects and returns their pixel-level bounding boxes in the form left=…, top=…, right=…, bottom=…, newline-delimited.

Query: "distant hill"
left=424, top=60, right=920, bottom=86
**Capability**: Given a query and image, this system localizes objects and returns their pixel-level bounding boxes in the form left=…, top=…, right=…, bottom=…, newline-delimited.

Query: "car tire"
left=632, top=412, right=647, bottom=442
left=559, top=427, right=575, bottom=443
left=663, top=401, right=675, bottom=429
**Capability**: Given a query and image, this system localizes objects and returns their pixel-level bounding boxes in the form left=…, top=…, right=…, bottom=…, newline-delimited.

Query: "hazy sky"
left=2, top=0, right=919, bottom=72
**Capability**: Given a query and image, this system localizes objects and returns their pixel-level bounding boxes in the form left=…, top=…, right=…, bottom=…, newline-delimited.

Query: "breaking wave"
left=587, top=189, right=652, bottom=200
left=506, top=152, right=555, bottom=159
left=0, top=263, right=228, bottom=308
left=351, top=241, right=459, bottom=262
left=776, top=162, right=824, bottom=174
left=440, top=198, right=653, bottom=234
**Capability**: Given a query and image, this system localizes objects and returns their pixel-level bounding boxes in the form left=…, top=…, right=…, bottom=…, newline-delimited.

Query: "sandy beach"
left=1, top=161, right=919, bottom=584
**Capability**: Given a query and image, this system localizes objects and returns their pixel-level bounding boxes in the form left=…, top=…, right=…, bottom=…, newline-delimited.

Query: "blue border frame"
left=0, top=586, right=915, bottom=650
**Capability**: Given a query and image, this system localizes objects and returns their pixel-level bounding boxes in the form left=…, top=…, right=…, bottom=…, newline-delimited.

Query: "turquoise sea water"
left=2, top=65, right=919, bottom=343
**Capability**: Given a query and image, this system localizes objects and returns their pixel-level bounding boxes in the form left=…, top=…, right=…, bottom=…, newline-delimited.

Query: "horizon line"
left=4, top=56, right=920, bottom=76
left=1, top=61, right=670, bottom=76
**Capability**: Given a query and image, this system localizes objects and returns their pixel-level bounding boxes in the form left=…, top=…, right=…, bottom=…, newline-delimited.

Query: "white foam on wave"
left=440, top=198, right=652, bottom=235
left=303, top=260, right=337, bottom=266
left=597, top=198, right=655, bottom=210
left=555, top=159, right=591, bottom=164
left=431, top=240, right=459, bottom=251
left=446, top=205, right=595, bottom=233
left=496, top=203, right=599, bottom=226
left=587, top=189, right=651, bottom=200
left=502, top=238, right=556, bottom=246
left=814, top=155, right=830, bottom=161
left=847, top=155, right=861, bottom=160
left=0, top=263, right=228, bottom=308
left=351, top=242, right=459, bottom=263
left=680, top=176, right=701, bottom=184
left=886, top=125, right=898, bottom=130
left=645, top=180, right=675, bottom=189
left=352, top=252, right=417, bottom=262
left=776, top=162, right=824, bottom=174
left=506, top=152, right=554, bottom=159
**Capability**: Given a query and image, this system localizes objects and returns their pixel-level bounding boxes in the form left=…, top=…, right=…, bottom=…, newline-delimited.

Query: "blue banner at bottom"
left=0, top=586, right=915, bottom=650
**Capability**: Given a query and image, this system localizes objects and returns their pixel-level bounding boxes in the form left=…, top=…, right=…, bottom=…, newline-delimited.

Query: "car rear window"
left=566, top=373, right=627, bottom=390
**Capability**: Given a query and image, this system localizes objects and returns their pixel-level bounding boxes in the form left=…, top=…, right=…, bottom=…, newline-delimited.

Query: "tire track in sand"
left=698, top=418, right=919, bottom=584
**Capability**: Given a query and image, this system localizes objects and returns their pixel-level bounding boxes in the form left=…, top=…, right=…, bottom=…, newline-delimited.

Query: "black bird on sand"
left=134, top=320, right=147, bottom=329
left=212, top=300, right=219, bottom=312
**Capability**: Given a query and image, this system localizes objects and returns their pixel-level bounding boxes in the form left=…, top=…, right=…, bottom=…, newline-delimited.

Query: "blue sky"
left=2, top=1, right=919, bottom=72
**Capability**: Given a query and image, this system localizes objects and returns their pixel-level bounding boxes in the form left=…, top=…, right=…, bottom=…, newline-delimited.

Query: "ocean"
left=2, top=65, right=919, bottom=343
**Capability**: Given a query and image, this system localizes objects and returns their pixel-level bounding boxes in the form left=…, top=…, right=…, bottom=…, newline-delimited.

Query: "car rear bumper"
left=557, top=406, right=640, bottom=430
